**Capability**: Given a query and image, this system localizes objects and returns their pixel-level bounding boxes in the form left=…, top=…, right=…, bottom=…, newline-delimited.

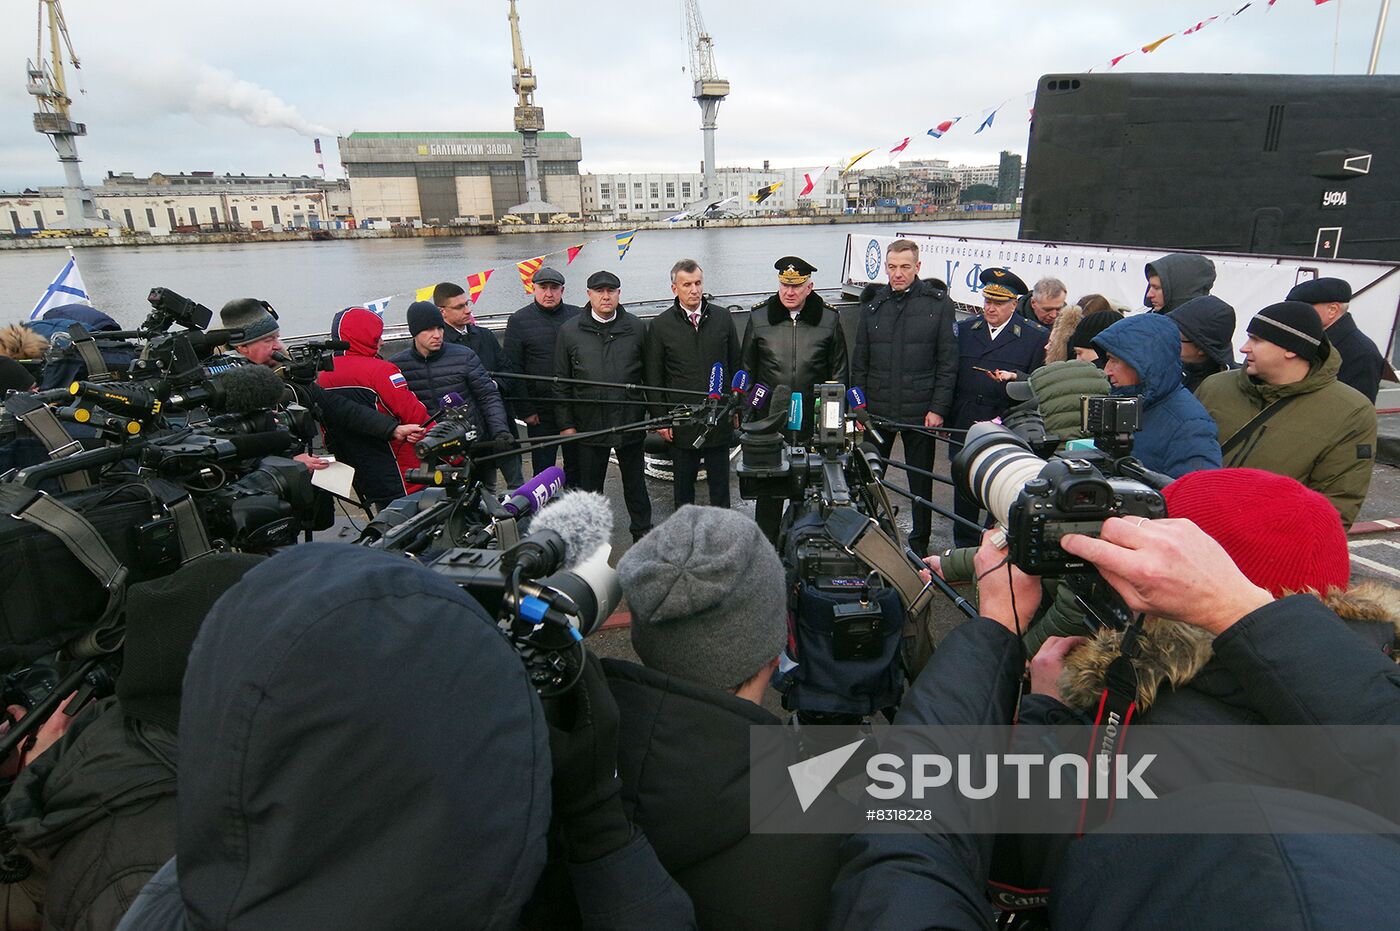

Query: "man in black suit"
left=1286, top=277, right=1386, bottom=403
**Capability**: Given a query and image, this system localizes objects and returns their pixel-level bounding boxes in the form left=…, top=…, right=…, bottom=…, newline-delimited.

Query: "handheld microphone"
left=846, top=386, right=885, bottom=446
left=730, top=370, right=750, bottom=396
left=748, top=383, right=771, bottom=411
left=500, top=466, right=566, bottom=518
left=424, top=391, right=465, bottom=427
left=786, top=391, right=803, bottom=432
left=707, top=363, right=725, bottom=400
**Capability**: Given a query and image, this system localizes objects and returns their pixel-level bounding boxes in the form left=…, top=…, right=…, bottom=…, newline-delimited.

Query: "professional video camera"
left=736, top=381, right=939, bottom=721
left=142, top=286, right=215, bottom=334
left=418, top=491, right=620, bottom=696
left=272, top=340, right=346, bottom=384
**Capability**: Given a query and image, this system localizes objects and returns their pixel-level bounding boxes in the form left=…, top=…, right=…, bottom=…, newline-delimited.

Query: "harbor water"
left=0, top=220, right=1016, bottom=333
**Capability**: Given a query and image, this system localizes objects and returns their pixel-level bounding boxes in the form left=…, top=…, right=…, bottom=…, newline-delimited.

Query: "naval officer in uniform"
left=947, top=267, right=1048, bottom=546
left=740, top=255, right=850, bottom=542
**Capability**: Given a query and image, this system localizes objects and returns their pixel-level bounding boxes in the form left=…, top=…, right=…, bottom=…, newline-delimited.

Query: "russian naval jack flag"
left=30, top=250, right=91, bottom=320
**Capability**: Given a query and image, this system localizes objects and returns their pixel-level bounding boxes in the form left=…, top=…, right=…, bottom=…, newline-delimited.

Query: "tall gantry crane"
left=683, top=0, right=730, bottom=202
left=507, top=0, right=558, bottom=219
left=27, top=0, right=106, bottom=229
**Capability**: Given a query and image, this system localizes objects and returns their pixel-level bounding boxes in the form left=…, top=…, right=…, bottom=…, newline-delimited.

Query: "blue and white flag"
left=363, top=296, right=392, bottom=317
left=29, top=252, right=90, bottom=320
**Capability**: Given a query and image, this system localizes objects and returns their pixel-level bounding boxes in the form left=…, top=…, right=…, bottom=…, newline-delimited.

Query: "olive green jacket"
left=1196, top=351, right=1376, bottom=526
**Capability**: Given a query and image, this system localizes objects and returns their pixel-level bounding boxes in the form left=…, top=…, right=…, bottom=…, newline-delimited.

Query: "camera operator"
left=1090, top=312, right=1221, bottom=477
left=597, top=506, right=840, bottom=931
left=218, top=299, right=424, bottom=483
left=829, top=512, right=1400, bottom=930
left=114, top=544, right=693, bottom=931
left=3, top=554, right=264, bottom=931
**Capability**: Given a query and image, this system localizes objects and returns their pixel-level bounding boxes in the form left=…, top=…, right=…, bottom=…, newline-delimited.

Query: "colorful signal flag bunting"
left=517, top=256, right=545, bottom=293
left=466, top=269, right=493, bottom=304
left=927, top=117, right=961, bottom=139
left=615, top=229, right=637, bottom=261
left=566, top=244, right=584, bottom=264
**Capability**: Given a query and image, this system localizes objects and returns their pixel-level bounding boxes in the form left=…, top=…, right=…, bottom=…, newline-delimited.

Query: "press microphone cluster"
left=692, top=364, right=753, bottom=448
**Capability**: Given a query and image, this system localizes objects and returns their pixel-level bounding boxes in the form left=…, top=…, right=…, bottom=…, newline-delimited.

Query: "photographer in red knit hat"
left=1010, top=468, right=1396, bottom=725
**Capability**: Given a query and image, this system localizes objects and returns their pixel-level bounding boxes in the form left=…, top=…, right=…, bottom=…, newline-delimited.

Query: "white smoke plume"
left=126, top=57, right=334, bottom=138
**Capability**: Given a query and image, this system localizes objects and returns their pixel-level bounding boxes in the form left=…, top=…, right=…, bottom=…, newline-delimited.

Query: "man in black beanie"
left=2, top=554, right=264, bottom=931
left=1197, top=301, right=1377, bottom=526
left=388, top=301, right=511, bottom=486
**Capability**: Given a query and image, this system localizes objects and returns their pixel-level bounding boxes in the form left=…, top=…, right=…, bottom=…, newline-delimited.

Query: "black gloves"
left=546, top=653, right=633, bottom=863
left=491, top=432, right=517, bottom=453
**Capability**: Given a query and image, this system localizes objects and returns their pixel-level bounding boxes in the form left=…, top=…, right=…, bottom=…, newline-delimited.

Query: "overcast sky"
left=1, top=0, right=1393, bottom=188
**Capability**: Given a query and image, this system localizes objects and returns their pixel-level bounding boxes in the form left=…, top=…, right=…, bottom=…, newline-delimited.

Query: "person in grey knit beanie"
left=617, top=505, right=789, bottom=692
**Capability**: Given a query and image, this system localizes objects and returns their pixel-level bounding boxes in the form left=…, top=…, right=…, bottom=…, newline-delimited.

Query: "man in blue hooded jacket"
left=1092, top=313, right=1221, bottom=478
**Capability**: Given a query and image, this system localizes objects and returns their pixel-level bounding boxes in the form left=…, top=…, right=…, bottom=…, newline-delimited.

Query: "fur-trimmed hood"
left=1059, top=583, right=1400, bottom=713
left=765, top=291, right=828, bottom=327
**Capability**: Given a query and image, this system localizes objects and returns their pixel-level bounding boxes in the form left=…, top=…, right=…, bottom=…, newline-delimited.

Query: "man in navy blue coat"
left=947, top=268, right=1048, bottom=546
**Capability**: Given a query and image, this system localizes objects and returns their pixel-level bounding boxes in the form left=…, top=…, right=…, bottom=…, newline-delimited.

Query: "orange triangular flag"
left=466, top=269, right=493, bottom=304
left=517, top=256, right=545, bottom=294
left=1141, top=34, right=1174, bottom=53
left=566, top=244, right=584, bottom=265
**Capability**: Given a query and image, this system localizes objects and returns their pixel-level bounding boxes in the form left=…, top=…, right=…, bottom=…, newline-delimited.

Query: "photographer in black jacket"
left=555, top=272, right=652, bottom=542
left=642, top=259, right=740, bottom=510
left=852, top=240, right=958, bottom=555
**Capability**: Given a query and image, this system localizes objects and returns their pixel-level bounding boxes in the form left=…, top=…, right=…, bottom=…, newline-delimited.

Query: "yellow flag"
left=1141, top=33, right=1174, bottom=53
left=840, top=148, right=876, bottom=175
left=415, top=285, right=435, bottom=301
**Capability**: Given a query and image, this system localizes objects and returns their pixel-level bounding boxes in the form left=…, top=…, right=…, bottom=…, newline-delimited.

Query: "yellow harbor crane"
left=506, top=0, right=560, bottom=221
left=683, top=0, right=730, bottom=202
left=27, top=0, right=108, bottom=229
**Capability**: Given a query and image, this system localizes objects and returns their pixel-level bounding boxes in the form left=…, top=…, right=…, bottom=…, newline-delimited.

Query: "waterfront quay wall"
left=0, top=209, right=1018, bottom=250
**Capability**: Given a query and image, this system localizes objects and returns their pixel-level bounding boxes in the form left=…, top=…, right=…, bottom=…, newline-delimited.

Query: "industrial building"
left=338, top=131, right=584, bottom=225
left=582, top=164, right=843, bottom=220
left=0, top=171, right=351, bottom=234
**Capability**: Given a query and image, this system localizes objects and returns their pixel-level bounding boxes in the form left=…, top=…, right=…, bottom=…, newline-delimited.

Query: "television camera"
left=736, top=381, right=944, bottom=721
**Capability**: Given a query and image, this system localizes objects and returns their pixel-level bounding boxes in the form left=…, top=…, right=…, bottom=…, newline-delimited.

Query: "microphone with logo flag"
left=500, top=465, right=566, bottom=519
left=846, top=386, right=885, bottom=445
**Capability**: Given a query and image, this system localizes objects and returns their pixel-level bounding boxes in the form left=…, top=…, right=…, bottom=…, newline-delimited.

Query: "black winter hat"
left=117, top=553, right=266, bottom=732
left=1286, top=277, right=1352, bottom=305
left=1247, top=301, right=1330, bottom=363
left=406, top=300, right=446, bottom=336
left=586, top=270, right=621, bottom=290
left=1068, top=310, right=1124, bottom=356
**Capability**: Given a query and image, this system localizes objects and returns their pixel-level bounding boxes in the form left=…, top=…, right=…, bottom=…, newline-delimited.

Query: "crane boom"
left=681, top=1, right=729, bottom=201
left=26, top=0, right=108, bottom=230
